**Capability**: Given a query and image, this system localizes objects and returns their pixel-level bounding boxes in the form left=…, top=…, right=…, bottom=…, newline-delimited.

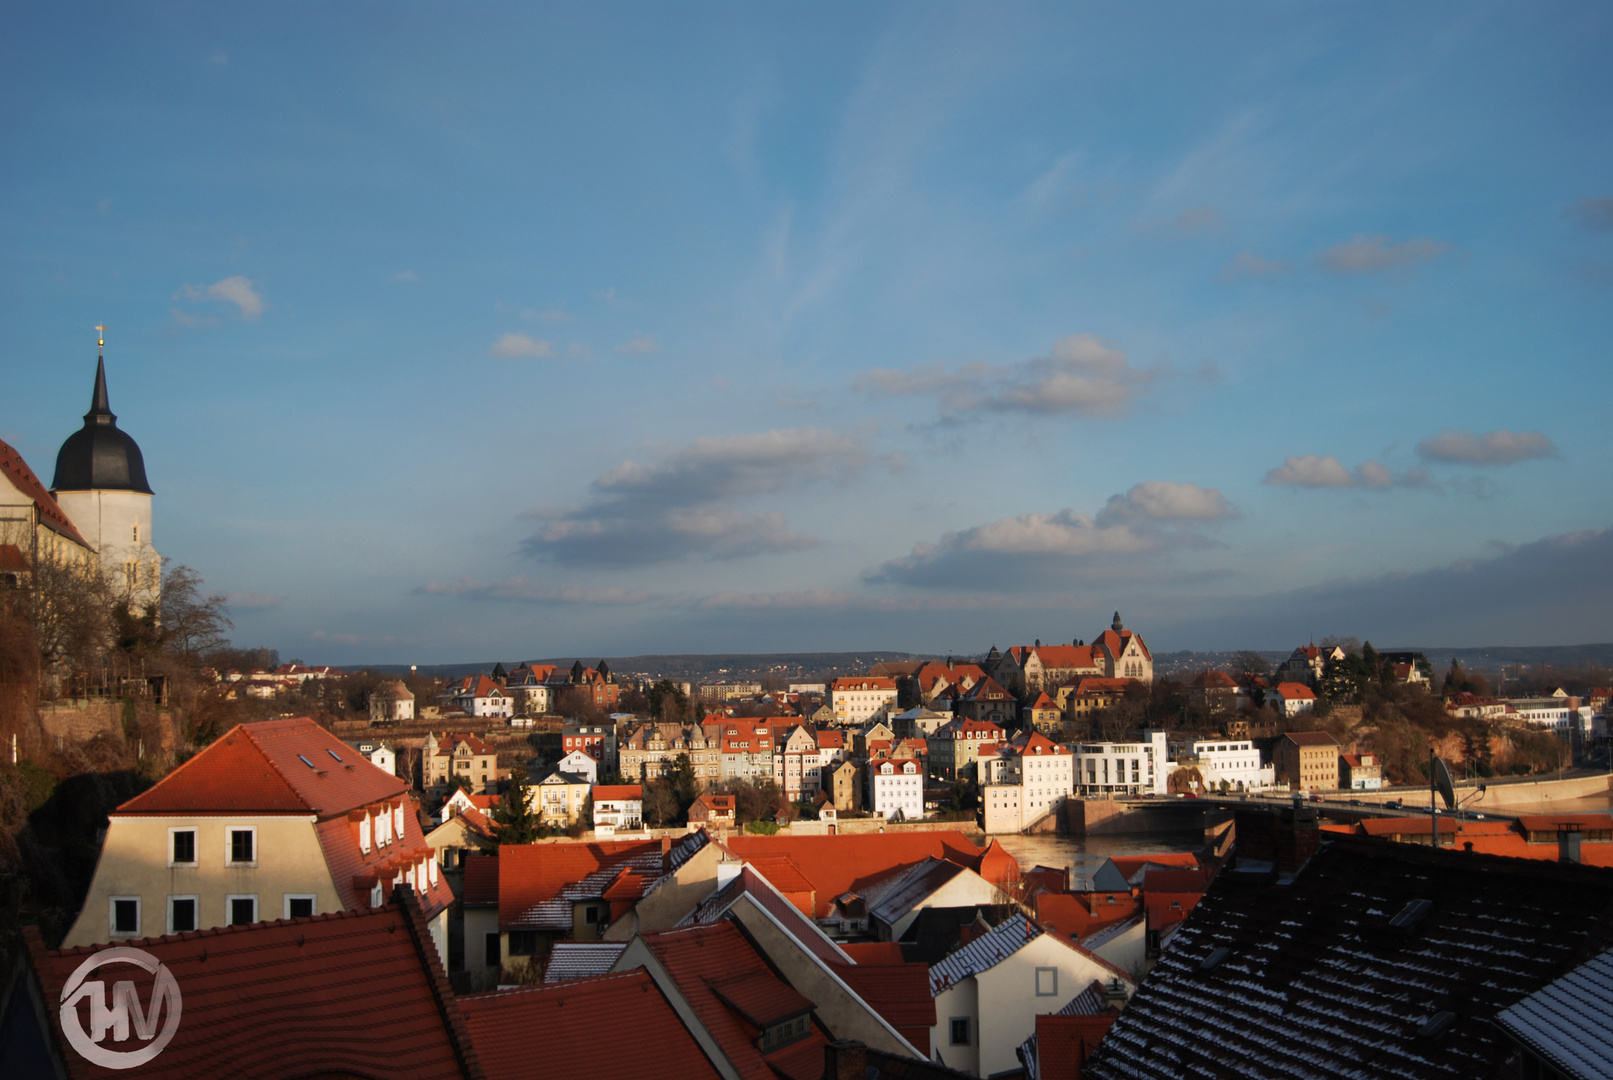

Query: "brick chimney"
left=1276, top=805, right=1320, bottom=874
left=661, top=835, right=673, bottom=872
left=1234, top=808, right=1278, bottom=866
left=823, top=1040, right=867, bottom=1080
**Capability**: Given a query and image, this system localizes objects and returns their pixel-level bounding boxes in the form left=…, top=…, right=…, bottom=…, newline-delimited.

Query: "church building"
left=0, top=337, right=160, bottom=607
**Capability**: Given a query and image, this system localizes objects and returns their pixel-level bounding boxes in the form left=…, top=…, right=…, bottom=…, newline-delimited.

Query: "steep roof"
left=117, top=718, right=406, bottom=817
left=591, top=785, right=642, bottom=802
left=1275, top=682, right=1319, bottom=701
left=462, top=854, right=499, bottom=907
left=460, top=970, right=720, bottom=1080
left=50, top=357, right=155, bottom=495
left=542, top=942, right=629, bottom=982
left=0, top=436, right=91, bottom=547
left=1495, top=947, right=1613, bottom=1080
left=23, top=896, right=478, bottom=1079
left=500, top=834, right=708, bottom=929
left=1027, top=644, right=1097, bottom=669
left=1081, top=835, right=1613, bottom=1080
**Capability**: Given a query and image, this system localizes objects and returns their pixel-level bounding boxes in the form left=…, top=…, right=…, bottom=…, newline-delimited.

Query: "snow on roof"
left=1496, top=947, right=1613, bottom=1080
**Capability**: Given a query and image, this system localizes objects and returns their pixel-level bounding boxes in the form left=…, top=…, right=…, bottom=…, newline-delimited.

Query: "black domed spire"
left=52, top=354, right=152, bottom=494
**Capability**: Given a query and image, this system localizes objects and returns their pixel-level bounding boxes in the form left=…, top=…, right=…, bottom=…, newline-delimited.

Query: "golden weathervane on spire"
left=95, top=324, right=106, bottom=357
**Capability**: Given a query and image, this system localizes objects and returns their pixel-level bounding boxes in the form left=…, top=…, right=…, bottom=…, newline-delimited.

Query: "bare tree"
left=159, top=564, right=232, bottom=660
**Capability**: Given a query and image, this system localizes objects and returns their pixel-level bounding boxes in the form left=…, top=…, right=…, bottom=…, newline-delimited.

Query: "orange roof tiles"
left=1069, top=677, right=1135, bottom=695
left=1275, top=682, right=1319, bottom=701
left=1027, top=644, right=1097, bottom=669
left=460, top=970, right=720, bottom=1080
left=1036, top=892, right=1142, bottom=942
left=1036, top=1013, right=1117, bottom=1080
left=723, top=832, right=1013, bottom=919
left=27, top=900, right=476, bottom=1079
left=498, top=839, right=662, bottom=926
left=591, top=785, right=642, bottom=802
left=831, top=676, right=897, bottom=691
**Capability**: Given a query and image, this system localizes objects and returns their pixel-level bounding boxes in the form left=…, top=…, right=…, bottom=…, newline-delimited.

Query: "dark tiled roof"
left=1496, top=947, right=1613, bottom=1080
left=1083, top=835, right=1613, bottom=1080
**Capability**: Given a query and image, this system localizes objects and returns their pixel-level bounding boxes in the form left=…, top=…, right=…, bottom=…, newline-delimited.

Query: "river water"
left=992, top=830, right=1206, bottom=883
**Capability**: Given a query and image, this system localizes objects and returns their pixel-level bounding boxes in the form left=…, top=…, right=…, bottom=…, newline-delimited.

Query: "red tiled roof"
left=723, top=832, right=1011, bottom=919
left=1027, top=644, right=1097, bottom=669
left=745, top=854, right=816, bottom=905
left=1028, top=691, right=1057, bottom=710
left=961, top=676, right=1012, bottom=701
left=694, top=794, right=736, bottom=812
left=1110, top=852, right=1198, bottom=880
left=643, top=922, right=830, bottom=1080
left=1281, top=729, right=1337, bottom=746
left=0, top=437, right=91, bottom=548
left=463, top=854, right=499, bottom=907
left=27, top=899, right=476, bottom=1079
left=831, top=959, right=937, bottom=1055
left=118, top=717, right=405, bottom=817
left=839, top=941, right=906, bottom=964
left=1193, top=670, right=1239, bottom=689
left=460, top=970, right=720, bottom=1080
left=591, top=785, right=642, bottom=802
left=498, top=840, right=662, bottom=926
left=1036, top=892, right=1142, bottom=942
left=1275, top=683, right=1319, bottom=701
left=831, top=677, right=897, bottom=691
left=1070, top=677, right=1136, bottom=695
left=439, top=732, right=496, bottom=755
left=1036, top=1012, right=1117, bottom=1079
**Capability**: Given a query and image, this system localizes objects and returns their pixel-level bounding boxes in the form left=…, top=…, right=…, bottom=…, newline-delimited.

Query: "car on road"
left=1384, top=800, right=1402, bottom=810
left=1349, top=798, right=1362, bottom=805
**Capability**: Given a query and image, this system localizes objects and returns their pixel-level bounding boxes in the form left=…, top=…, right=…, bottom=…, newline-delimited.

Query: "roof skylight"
left=1389, top=899, right=1433, bottom=929
left=297, top=754, right=315, bottom=768
left=327, top=748, right=342, bottom=762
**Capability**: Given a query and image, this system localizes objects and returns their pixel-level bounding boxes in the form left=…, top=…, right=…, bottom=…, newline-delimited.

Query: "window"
left=110, top=896, right=141, bottom=937
left=949, top=1018, right=971, bottom=1046
left=169, top=827, right=197, bottom=866
left=227, top=827, right=256, bottom=866
left=284, top=895, right=317, bottom=919
left=508, top=931, right=538, bottom=956
left=485, top=933, right=502, bottom=968
left=227, top=895, right=258, bottom=926
left=359, top=815, right=371, bottom=853
left=1036, top=967, right=1059, bottom=997
left=168, top=895, right=198, bottom=934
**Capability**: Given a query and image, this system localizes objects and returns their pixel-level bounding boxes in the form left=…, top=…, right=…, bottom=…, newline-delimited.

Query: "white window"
left=376, top=809, right=391, bottom=846
left=168, top=827, right=198, bottom=867
left=359, top=815, right=371, bottom=853
left=167, top=895, right=199, bottom=934
left=226, top=826, right=257, bottom=867
left=110, top=895, right=141, bottom=937
left=226, top=894, right=258, bottom=926
left=284, top=894, right=317, bottom=919
left=370, top=884, right=384, bottom=908
left=394, top=803, right=406, bottom=839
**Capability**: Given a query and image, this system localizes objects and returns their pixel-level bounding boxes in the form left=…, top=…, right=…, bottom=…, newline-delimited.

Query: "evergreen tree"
left=474, top=763, right=545, bottom=853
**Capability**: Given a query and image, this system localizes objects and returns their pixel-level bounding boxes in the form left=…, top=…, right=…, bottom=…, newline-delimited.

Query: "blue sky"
left=3, top=3, right=1610, bottom=663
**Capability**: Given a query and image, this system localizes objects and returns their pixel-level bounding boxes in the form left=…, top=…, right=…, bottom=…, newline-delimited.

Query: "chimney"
left=823, top=1040, right=867, bottom=1080
left=1275, top=805, right=1319, bottom=874
left=1560, top=828, right=1582, bottom=864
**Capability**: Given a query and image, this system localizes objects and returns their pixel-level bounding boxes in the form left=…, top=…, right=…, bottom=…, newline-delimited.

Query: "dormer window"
left=757, top=1013, right=812, bottom=1053
left=359, top=815, right=372, bottom=853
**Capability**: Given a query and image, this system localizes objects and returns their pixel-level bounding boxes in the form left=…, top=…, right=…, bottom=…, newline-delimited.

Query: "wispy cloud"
left=1263, top=454, right=1432, bottom=489
left=1415, top=428, right=1558, bottom=466
left=1567, top=196, right=1613, bottom=232
left=490, top=333, right=555, bottom=359
left=618, top=335, right=659, bottom=355
left=174, top=275, right=264, bottom=319
left=856, top=334, right=1161, bottom=419
left=866, top=480, right=1231, bottom=590
left=522, top=428, right=872, bottom=567
left=1218, top=251, right=1292, bottom=282
left=1168, top=205, right=1223, bottom=234
left=393, top=270, right=418, bottom=282
left=1319, top=234, right=1451, bottom=276
left=415, top=577, right=656, bottom=605
left=541, top=307, right=572, bottom=322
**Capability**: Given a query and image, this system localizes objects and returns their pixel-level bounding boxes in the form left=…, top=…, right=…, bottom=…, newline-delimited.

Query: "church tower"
left=50, top=340, right=161, bottom=609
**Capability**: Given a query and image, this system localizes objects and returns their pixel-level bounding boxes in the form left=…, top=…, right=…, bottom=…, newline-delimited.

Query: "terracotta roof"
left=1034, top=1013, right=1118, bottom=1080
left=744, top=854, right=817, bottom=901
left=961, top=676, right=1012, bottom=701
left=1517, top=813, right=1613, bottom=833
left=1081, top=835, right=1613, bottom=1080
left=831, top=676, right=897, bottom=691
left=463, top=854, right=499, bottom=907
left=118, top=717, right=406, bottom=817
left=1280, top=729, right=1337, bottom=747
left=1036, top=892, right=1142, bottom=943
left=723, top=832, right=1012, bottom=919
left=832, top=959, right=937, bottom=1053
left=1192, top=670, right=1239, bottom=689
left=591, top=785, right=642, bottom=802
left=1028, top=691, right=1057, bottom=710
left=694, top=794, right=736, bottom=812
left=499, top=835, right=709, bottom=929
left=1275, top=682, right=1319, bottom=701
left=1026, top=644, right=1098, bottom=669
left=642, top=921, right=831, bottom=1080
left=0, top=436, right=91, bottom=548
left=1069, top=677, right=1136, bottom=695
left=460, top=970, right=720, bottom=1080
left=26, top=896, right=479, bottom=1079
left=840, top=941, right=907, bottom=964
left=436, top=732, right=496, bottom=755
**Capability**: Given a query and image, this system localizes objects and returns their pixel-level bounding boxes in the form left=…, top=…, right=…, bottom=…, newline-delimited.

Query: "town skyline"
left=3, top=4, right=1611, bottom=663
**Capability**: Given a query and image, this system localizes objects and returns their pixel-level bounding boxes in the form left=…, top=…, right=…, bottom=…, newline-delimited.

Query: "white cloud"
left=618, top=335, right=659, bottom=355
left=522, top=428, right=871, bottom=567
left=856, top=334, right=1155, bottom=419
left=867, top=480, right=1229, bottom=590
left=415, top=577, right=656, bottom=605
left=541, top=308, right=572, bottom=322
left=1319, top=234, right=1451, bottom=275
left=1568, top=196, right=1613, bottom=232
left=174, top=275, right=264, bottom=319
left=1416, top=428, right=1558, bottom=466
left=393, top=270, right=418, bottom=282
left=1218, top=251, right=1292, bottom=281
left=489, top=333, right=555, bottom=359
left=1264, top=454, right=1434, bottom=489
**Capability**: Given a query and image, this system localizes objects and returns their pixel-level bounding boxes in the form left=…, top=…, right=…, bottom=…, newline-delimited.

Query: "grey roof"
left=1081, top=913, right=1143, bottom=951
left=52, top=357, right=152, bottom=494
left=542, top=942, right=626, bottom=982
left=1081, top=858, right=1132, bottom=893
left=1082, top=834, right=1613, bottom=1080
left=1496, top=947, right=1613, bottom=1080
left=928, top=913, right=1041, bottom=995
left=864, top=858, right=966, bottom=929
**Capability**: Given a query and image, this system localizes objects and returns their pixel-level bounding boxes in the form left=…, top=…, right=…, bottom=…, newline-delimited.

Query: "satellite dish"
left=1432, top=756, right=1456, bottom=810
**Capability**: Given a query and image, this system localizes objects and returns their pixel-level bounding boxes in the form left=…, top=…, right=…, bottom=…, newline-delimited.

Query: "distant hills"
left=367, top=643, right=1612, bottom=682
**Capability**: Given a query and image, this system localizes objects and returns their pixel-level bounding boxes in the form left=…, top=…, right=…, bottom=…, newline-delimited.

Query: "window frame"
left=168, top=826, right=199, bottom=867
left=168, top=894, right=200, bottom=935
left=949, top=1017, right=971, bottom=1046
left=283, top=894, right=318, bottom=920
left=226, top=825, right=258, bottom=867
left=226, top=894, right=258, bottom=927
left=109, top=895, right=142, bottom=938
left=1035, top=966, right=1059, bottom=997
left=507, top=930, right=539, bottom=957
